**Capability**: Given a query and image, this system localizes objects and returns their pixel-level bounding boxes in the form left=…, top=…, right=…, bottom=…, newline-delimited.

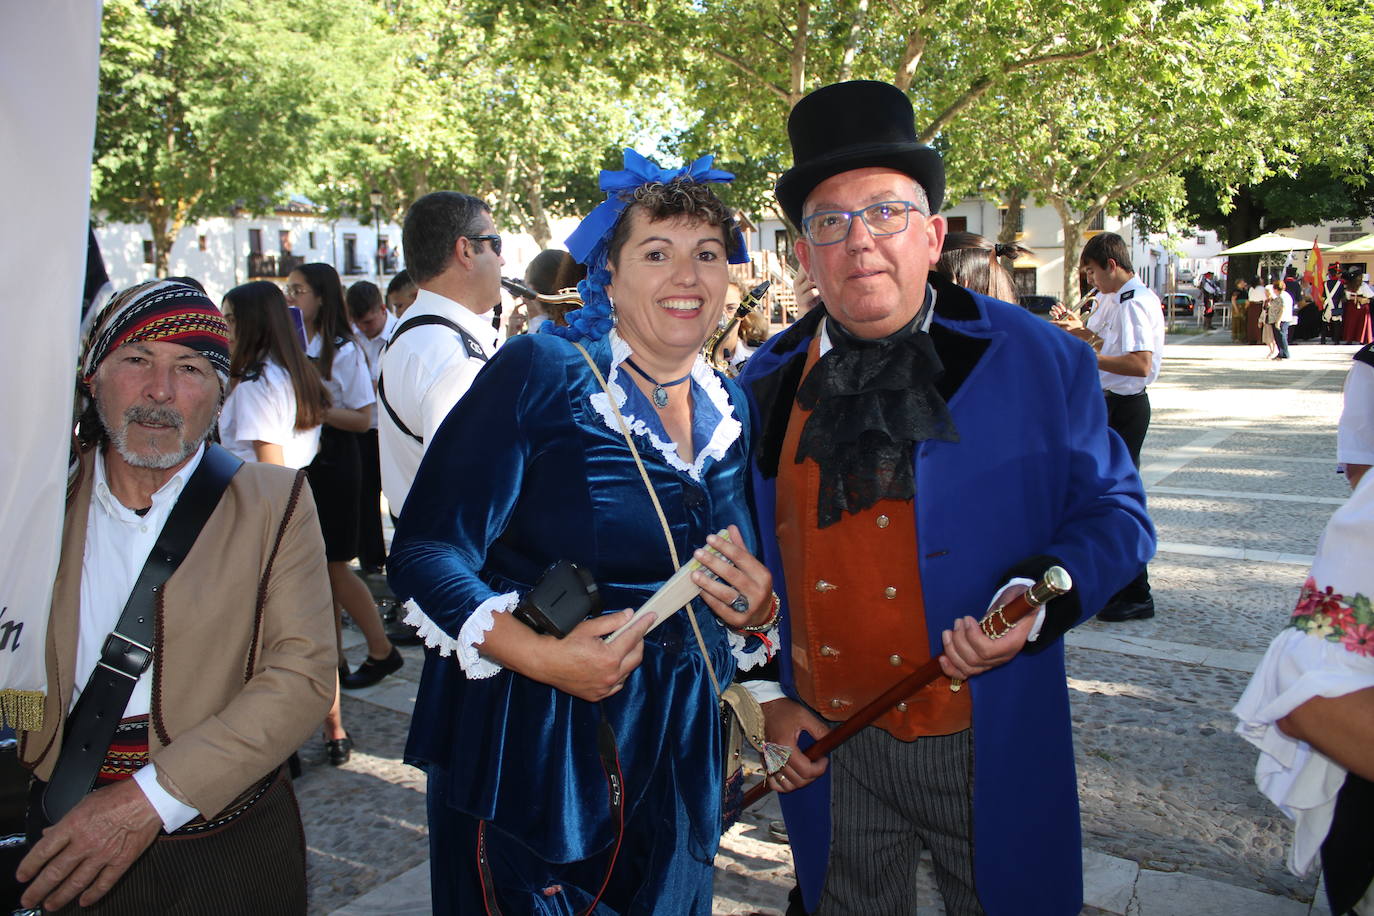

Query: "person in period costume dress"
left=737, top=81, right=1154, bottom=916
left=1234, top=473, right=1374, bottom=915
left=16, top=281, right=335, bottom=913
left=388, top=151, right=779, bottom=915
left=1342, top=269, right=1374, bottom=345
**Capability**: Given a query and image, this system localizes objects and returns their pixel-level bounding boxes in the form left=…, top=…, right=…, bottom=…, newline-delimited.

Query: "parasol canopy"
left=1218, top=233, right=1316, bottom=255
left=1326, top=233, right=1374, bottom=254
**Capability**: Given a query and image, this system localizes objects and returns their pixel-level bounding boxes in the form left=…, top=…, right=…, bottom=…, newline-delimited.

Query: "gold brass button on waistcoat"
left=816, top=580, right=837, bottom=592
left=896, top=701, right=909, bottom=712
left=876, top=515, right=891, bottom=528
left=884, top=586, right=897, bottom=599
left=819, top=645, right=839, bottom=657
left=889, top=654, right=902, bottom=666
left=829, top=698, right=852, bottom=709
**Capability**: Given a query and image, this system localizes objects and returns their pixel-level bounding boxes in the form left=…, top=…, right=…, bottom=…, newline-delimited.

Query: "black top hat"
left=774, top=80, right=946, bottom=229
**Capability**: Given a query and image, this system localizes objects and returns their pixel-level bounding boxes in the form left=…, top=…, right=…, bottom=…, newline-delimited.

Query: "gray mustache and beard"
left=98, top=402, right=213, bottom=470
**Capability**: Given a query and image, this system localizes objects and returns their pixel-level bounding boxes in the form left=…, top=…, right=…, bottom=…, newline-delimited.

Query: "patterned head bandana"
left=81, top=279, right=230, bottom=387
left=545, top=149, right=749, bottom=343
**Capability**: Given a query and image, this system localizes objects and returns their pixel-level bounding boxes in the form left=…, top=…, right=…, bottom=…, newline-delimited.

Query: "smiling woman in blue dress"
left=388, top=151, right=779, bottom=915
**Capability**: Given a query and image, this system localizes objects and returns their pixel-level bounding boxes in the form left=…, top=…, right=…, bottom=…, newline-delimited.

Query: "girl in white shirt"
left=220, top=281, right=327, bottom=468
left=287, top=263, right=398, bottom=764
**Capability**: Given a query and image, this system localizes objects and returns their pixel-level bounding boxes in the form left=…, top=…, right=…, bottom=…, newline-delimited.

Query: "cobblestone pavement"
left=296, top=331, right=1360, bottom=915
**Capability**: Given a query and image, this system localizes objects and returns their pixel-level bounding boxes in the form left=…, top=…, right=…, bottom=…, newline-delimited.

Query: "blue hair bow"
left=545, top=149, right=748, bottom=343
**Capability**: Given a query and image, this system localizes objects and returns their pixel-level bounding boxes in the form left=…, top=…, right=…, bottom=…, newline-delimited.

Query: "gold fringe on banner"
left=1, top=689, right=45, bottom=732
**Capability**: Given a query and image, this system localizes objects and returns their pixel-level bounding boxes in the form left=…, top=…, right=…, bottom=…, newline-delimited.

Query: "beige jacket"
left=20, top=448, right=336, bottom=819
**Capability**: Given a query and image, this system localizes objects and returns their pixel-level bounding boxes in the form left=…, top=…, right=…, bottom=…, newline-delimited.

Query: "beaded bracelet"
left=734, top=591, right=781, bottom=633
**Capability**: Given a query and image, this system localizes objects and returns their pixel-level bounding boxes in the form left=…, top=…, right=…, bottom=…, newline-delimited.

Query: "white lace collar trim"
left=586, top=330, right=742, bottom=481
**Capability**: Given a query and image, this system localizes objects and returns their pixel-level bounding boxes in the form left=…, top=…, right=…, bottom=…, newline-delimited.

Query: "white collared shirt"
left=78, top=445, right=205, bottom=831
left=305, top=334, right=375, bottom=413
left=1338, top=361, right=1374, bottom=468
left=1086, top=276, right=1165, bottom=395
left=378, top=288, right=501, bottom=513
left=217, top=359, right=321, bottom=468
left=357, top=311, right=399, bottom=431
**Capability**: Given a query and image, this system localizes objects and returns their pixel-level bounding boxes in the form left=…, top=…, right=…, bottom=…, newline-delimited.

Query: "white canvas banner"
left=0, top=2, right=102, bottom=730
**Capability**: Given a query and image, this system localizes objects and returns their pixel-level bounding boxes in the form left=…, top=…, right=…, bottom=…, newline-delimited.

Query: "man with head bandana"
left=15, top=280, right=335, bottom=913
left=737, top=82, right=1155, bottom=915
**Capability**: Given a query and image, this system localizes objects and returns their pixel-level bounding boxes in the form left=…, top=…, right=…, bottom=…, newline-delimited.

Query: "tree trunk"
left=787, top=2, right=810, bottom=105
left=837, top=0, right=868, bottom=82
left=526, top=168, right=552, bottom=249
left=1224, top=186, right=1263, bottom=296
left=148, top=203, right=174, bottom=278
left=997, top=189, right=1024, bottom=246
left=1054, top=200, right=1087, bottom=304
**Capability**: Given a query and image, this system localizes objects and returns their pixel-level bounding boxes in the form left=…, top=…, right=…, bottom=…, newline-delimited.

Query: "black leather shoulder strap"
left=378, top=314, right=489, bottom=444
left=42, top=443, right=243, bottom=822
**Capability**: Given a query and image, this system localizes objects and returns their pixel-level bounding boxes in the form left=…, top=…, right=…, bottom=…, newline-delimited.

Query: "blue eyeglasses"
left=800, top=200, right=926, bottom=246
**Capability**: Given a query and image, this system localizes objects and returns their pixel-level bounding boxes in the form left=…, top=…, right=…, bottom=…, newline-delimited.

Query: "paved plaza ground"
left=301, top=328, right=1362, bottom=915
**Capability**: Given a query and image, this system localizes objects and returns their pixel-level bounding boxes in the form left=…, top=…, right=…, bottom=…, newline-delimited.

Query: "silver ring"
left=730, top=593, right=750, bottom=614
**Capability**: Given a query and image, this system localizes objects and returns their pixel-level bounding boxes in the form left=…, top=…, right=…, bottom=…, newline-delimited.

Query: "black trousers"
left=1104, top=390, right=1152, bottom=605
left=356, top=427, right=387, bottom=570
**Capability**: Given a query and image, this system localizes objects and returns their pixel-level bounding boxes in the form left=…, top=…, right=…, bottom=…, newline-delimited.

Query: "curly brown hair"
left=606, top=179, right=736, bottom=267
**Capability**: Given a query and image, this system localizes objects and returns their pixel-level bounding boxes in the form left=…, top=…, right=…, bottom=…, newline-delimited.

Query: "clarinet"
left=704, top=280, right=770, bottom=375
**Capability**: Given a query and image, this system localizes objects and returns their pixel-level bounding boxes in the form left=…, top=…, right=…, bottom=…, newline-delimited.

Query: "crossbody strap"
left=42, top=443, right=243, bottom=822
left=378, top=314, right=489, bottom=444
left=571, top=343, right=725, bottom=699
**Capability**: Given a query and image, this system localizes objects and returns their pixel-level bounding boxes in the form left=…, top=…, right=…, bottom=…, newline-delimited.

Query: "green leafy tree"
left=304, top=0, right=681, bottom=248
left=93, top=0, right=369, bottom=275
left=476, top=0, right=1149, bottom=214
left=951, top=0, right=1309, bottom=298
left=1176, top=0, right=1374, bottom=288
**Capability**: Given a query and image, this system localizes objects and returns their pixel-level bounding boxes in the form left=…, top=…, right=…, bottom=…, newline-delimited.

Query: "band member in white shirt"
left=1054, top=231, right=1164, bottom=621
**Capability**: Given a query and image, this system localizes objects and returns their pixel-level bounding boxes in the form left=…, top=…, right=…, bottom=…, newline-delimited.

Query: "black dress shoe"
left=340, top=646, right=403, bottom=689
left=1097, top=599, right=1155, bottom=622
left=326, top=736, right=353, bottom=766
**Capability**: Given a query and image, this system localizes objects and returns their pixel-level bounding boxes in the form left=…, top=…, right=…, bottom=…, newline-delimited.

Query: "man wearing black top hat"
left=738, top=81, right=1152, bottom=915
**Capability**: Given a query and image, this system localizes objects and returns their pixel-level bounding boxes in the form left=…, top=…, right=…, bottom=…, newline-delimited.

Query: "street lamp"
left=370, top=188, right=384, bottom=278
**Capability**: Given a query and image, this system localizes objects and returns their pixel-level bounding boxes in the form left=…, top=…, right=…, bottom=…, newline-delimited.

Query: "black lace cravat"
left=795, top=293, right=959, bottom=528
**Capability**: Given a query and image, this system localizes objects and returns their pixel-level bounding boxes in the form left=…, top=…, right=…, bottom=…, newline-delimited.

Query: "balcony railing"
left=247, top=252, right=305, bottom=278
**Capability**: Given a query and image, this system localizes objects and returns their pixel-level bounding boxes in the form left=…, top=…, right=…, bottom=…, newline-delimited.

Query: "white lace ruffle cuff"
left=727, top=621, right=779, bottom=671
left=402, top=591, right=520, bottom=679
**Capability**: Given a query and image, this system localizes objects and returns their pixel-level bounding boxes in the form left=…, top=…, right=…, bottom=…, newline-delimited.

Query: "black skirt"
left=305, top=426, right=361, bottom=562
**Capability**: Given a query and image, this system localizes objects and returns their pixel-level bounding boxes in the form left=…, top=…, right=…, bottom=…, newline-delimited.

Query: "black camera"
left=512, top=560, right=602, bottom=638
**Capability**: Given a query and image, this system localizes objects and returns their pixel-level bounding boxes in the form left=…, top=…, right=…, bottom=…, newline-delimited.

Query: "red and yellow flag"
left=1307, top=242, right=1325, bottom=304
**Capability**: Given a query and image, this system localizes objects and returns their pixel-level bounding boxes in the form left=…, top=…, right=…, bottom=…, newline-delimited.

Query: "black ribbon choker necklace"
left=624, top=358, right=691, bottom=409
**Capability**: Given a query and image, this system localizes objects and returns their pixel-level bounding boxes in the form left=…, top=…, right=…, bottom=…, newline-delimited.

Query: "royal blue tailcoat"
left=737, top=277, right=1155, bottom=916
left=389, top=332, right=762, bottom=914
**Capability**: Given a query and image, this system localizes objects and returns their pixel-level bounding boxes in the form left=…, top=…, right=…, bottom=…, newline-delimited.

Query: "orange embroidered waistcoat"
left=775, top=338, right=970, bottom=741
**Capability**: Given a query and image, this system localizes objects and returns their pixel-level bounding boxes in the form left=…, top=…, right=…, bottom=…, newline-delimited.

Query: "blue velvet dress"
left=389, top=330, right=768, bottom=915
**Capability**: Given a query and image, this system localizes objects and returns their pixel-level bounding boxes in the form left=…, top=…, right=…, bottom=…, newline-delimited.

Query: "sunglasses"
left=466, top=234, right=502, bottom=256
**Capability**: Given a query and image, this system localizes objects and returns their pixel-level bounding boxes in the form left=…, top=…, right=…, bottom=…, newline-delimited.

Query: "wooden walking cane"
left=740, top=566, right=1072, bottom=809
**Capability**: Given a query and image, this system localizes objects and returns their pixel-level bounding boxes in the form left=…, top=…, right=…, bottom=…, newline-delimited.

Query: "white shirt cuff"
left=742, top=679, right=788, bottom=705
left=988, top=578, right=1046, bottom=641
left=133, top=763, right=200, bottom=833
